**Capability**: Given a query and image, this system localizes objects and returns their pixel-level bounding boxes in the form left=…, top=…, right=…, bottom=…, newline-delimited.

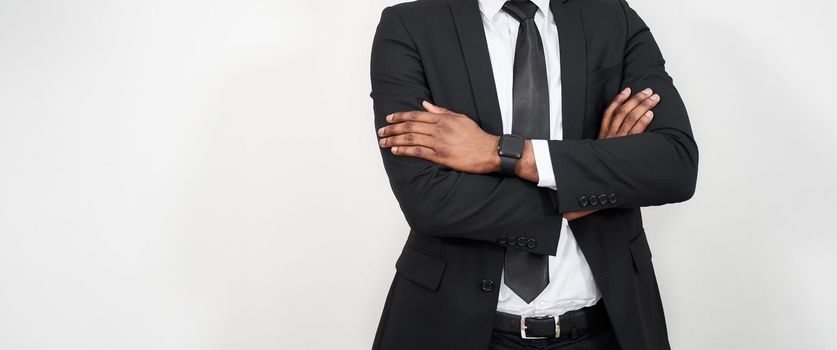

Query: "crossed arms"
left=370, top=1, right=698, bottom=256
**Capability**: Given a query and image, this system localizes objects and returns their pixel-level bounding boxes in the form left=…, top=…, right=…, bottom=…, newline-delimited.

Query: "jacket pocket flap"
left=395, top=245, right=447, bottom=291
left=587, top=62, right=624, bottom=86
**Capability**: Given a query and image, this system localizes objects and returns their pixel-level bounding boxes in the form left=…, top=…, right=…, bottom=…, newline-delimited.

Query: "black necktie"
left=502, top=0, right=550, bottom=304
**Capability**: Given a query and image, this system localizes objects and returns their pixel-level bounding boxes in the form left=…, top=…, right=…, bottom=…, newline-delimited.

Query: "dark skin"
left=378, top=87, right=660, bottom=221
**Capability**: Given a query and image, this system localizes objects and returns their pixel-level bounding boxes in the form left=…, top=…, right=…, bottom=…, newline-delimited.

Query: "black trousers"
left=488, top=320, right=622, bottom=350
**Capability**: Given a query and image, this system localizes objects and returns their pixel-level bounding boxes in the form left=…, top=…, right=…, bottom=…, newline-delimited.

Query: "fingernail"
left=379, top=138, right=386, bottom=146
left=641, top=88, right=653, bottom=95
left=650, top=94, right=660, bottom=101
left=620, top=87, right=630, bottom=95
left=646, top=111, right=654, bottom=117
left=377, top=127, right=384, bottom=136
left=391, top=146, right=398, bottom=153
left=386, top=114, right=393, bottom=122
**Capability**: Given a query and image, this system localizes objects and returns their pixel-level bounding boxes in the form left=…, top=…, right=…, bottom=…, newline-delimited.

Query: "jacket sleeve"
left=370, top=6, right=563, bottom=256
left=546, top=0, right=699, bottom=213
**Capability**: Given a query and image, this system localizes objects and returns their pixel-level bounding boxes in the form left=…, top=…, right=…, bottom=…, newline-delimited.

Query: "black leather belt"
left=493, top=302, right=609, bottom=339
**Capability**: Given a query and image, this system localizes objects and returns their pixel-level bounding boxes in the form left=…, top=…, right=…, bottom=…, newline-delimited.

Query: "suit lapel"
left=551, top=0, right=587, bottom=140
left=450, top=0, right=503, bottom=136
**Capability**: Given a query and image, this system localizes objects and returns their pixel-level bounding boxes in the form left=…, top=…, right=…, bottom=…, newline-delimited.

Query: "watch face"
left=499, top=134, right=524, bottom=158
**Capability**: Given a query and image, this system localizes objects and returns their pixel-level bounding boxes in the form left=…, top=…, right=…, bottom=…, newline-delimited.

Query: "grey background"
left=0, top=0, right=835, bottom=349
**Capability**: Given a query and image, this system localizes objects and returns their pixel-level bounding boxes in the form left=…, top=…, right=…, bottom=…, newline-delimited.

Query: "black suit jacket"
left=369, top=0, right=698, bottom=349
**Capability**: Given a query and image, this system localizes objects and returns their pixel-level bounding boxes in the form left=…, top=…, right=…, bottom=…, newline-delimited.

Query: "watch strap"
left=500, top=155, right=517, bottom=177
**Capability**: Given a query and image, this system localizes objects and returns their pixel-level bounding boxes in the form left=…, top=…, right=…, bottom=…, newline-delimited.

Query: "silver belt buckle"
left=519, top=314, right=560, bottom=339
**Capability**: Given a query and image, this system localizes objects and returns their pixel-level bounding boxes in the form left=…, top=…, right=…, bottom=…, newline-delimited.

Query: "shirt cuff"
left=531, top=139, right=557, bottom=191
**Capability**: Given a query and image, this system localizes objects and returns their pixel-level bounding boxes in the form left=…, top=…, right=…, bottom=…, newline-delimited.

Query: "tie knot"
left=502, top=0, right=539, bottom=22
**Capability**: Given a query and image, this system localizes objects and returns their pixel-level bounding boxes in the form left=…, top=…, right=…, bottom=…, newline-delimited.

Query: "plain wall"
left=1, top=0, right=835, bottom=349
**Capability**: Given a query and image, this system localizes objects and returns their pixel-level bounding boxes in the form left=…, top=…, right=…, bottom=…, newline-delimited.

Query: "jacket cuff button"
left=481, top=279, right=495, bottom=292
left=526, top=239, right=537, bottom=249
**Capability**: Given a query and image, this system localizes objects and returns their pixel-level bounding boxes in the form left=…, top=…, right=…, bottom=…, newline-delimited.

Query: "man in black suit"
left=369, top=0, right=698, bottom=348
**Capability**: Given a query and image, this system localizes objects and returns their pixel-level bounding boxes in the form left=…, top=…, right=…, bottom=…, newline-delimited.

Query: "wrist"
left=489, top=135, right=502, bottom=173
left=514, top=139, right=539, bottom=183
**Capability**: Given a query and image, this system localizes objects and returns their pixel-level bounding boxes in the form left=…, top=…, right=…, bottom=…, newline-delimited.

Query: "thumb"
left=422, top=100, right=451, bottom=114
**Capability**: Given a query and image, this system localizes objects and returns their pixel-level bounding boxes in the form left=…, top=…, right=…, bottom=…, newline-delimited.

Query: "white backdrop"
left=1, top=0, right=835, bottom=349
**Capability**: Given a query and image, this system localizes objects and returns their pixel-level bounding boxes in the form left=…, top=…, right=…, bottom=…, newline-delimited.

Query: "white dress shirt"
left=478, top=0, right=601, bottom=317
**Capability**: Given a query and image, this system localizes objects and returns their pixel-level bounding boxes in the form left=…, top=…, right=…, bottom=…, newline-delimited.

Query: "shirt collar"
left=478, top=0, right=551, bottom=20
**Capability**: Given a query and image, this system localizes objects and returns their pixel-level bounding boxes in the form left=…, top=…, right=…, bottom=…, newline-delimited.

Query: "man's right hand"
left=563, top=87, right=660, bottom=221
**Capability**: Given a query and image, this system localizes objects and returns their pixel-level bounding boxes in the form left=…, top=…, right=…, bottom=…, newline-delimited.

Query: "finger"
left=627, top=111, right=654, bottom=135
left=390, top=145, right=439, bottom=162
left=379, top=133, right=436, bottom=149
left=615, top=93, right=660, bottom=136
left=378, top=121, right=436, bottom=137
left=606, top=88, right=653, bottom=138
left=608, top=88, right=652, bottom=135
left=387, top=110, right=441, bottom=124
left=599, top=87, right=631, bottom=139
left=422, top=100, right=452, bottom=114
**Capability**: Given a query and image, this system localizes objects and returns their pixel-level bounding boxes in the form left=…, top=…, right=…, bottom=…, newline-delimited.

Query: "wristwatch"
left=497, top=134, right=524, bottom=177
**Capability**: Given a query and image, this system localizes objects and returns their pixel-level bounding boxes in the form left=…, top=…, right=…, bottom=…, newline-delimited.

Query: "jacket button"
left=598, top=194, right=608, bottom=205
left=517, top=236, right=527, bottom=247
left=578, top=195, right=588, bottom=207
left=527, top=239, right=537, bottom=249
left=481, top=279, right=495, bottom=292
left=508, top=236, right=517, bottom=245
left=608, top=193, right=618, bottom=204
left=589, top=194, right=599, bottom=205
left=497, top=235, right=508, bottom=244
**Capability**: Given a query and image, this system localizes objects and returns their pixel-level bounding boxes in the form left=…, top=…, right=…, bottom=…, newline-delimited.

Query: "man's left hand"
left=378, top=101, right=501, bottom=174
